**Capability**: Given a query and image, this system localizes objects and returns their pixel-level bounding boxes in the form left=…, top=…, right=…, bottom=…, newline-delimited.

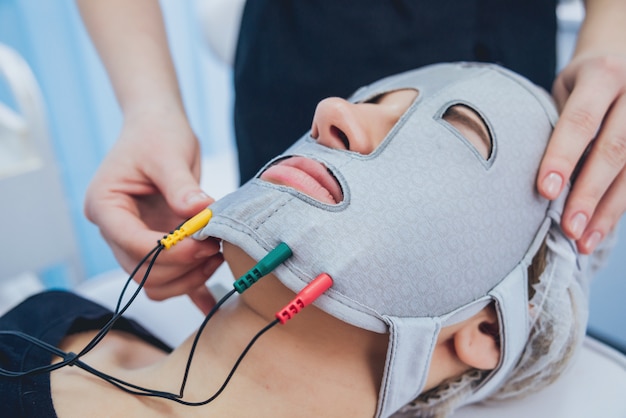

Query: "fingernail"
left=570, top=212, right=588, bottom=238
left=186, top=191, right=210, bottom=205
left=542, top=172, right=563, bottom=198
left=584, top=231, right=603, bottom=253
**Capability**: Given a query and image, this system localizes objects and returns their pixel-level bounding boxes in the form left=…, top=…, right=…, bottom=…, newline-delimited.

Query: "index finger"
left=538, top=75, right=616, bottom=198
left=95, top=196, right=168, bottom=261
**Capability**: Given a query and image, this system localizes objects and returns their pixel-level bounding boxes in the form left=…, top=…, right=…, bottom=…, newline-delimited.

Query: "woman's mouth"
left=259, top=156, right=343, bottom=204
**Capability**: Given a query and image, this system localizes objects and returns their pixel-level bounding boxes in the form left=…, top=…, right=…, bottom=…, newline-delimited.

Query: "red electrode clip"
left=276, top=273, right=333, bottom=324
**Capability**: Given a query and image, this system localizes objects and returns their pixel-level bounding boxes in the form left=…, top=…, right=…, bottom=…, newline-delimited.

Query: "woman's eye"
left=442, top=104, right=492, bottom=160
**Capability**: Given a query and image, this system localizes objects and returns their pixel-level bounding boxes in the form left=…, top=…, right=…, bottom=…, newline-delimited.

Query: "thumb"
left=156, top=161, right=215, bottom=217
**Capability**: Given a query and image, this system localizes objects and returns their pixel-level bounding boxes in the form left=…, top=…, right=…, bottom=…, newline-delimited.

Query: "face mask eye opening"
left=442, top=104, right=493, bottom=161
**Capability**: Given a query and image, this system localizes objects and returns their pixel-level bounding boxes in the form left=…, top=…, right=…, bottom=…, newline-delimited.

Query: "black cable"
left=114, top=244, right=162, bottom=313
left=0, top=238, right=281, bottom=406
left=0, top=331, right=72, bottom=377
left=1, top=210, right=296, bottom=405
left=178, top=287, right=237, bottom=397
left=77, top=245, right=163, bottom=357
left=0, top=244, right=163, bottom=378
left=175, top=319, right=280, bottom=406
left=54, top=318, right=280, bottom=406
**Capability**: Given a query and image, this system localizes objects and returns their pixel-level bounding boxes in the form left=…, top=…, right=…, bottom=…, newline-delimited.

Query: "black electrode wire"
left=0, top=216, right=289, bottom=405
left=110, top=217, right=189, bottom=316
left=177, top=287, right=237, bottom=397
left=72, top=285, right=246, bottom=403
left=0, top=239, right=281, bottom=406
left=0, top=244, right=164, bottom=378
left=76, top=244, right=163, bottom=358
left=54, top=318, right=280, bottom=406
left=114, top=244, right=162, bottom=313
left=173, top=318, right=280, bottom=406
left=0, top=315, right=280, bottom=405
left=0, top=331, right=75, bottom=376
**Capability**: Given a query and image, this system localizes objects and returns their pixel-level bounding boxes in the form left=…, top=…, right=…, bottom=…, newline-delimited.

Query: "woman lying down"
left=0, top=62, right=591, bottom=418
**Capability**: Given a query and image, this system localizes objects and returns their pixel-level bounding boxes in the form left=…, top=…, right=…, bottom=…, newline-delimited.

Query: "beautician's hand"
left=538, top=53, right=626, bottom=254
left=78, top=0, right=223, bottom=314
left=84, top=109, right=223, bottom=314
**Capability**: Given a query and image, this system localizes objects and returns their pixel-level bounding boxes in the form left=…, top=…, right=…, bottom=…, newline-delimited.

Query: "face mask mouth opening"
left=258, top=156, right=344, bottom=205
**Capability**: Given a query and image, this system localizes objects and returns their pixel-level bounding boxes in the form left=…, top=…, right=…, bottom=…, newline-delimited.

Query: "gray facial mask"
left=196, top=62, right=559, bottom=417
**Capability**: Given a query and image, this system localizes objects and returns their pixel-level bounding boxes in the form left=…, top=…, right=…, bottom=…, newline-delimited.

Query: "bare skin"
left=51, top=243, right=389, bottom=417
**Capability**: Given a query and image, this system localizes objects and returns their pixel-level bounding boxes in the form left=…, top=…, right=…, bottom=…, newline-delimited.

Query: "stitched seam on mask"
left=214, top=207, right=384, bottom=320
left=300, top=135, right=368, bottom=163
left=214, top=206, right=384, bottom=319
left=208, top=216, right=388, bottom=331
left=333, top=67, right=492, bottom=164
left=282, top=256, right=386, bottom=321
left=343, top=93, right=422, bottom=162
left=213, top=192, right=294, bottom=231
left=433, top=99, right=496, bottom=170
left=296, top=89, right=423, bottom=163
left=251, top=177, right=349, bottom=212
left=253, top=197, right=292, bottom=232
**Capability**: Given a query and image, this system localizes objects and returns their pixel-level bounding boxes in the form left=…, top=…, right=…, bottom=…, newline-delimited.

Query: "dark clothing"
left=234, top=0, right=557, bottom=182
left=0, top=291, right=171, bottom=418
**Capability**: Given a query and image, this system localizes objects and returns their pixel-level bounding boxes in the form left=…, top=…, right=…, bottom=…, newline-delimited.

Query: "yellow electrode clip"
left=160, top=208, right=213, bottom=249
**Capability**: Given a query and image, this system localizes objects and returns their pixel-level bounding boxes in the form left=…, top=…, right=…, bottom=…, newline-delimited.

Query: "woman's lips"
left=259, top=156, right=343, bottom=204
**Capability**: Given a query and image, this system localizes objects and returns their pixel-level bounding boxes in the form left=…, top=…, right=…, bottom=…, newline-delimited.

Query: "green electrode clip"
left=233, top=242, right=293, bottom=293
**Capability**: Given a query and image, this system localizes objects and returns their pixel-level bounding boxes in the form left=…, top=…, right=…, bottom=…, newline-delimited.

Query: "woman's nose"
left=310, top=97, right=376, bottom=155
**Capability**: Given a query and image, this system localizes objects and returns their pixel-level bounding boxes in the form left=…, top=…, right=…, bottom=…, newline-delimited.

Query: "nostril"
left=311, top=122, right=319, bottom=139
left=330, top=125, right=350, bottom=150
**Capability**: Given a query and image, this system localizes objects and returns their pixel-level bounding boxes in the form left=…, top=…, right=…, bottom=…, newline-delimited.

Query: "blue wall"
left=0, top=0, right=234, bottom=280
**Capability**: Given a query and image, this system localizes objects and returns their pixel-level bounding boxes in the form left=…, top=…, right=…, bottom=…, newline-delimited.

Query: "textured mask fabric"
left=196, top=63, right=558, bottom=416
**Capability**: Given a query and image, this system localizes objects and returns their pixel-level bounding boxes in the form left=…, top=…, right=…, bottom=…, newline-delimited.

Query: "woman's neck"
left=158, top=242, right=389, bottom=416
